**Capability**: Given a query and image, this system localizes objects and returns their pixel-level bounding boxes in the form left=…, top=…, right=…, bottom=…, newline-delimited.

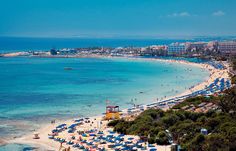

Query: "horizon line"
left=1, top=35, right=236, bottom=40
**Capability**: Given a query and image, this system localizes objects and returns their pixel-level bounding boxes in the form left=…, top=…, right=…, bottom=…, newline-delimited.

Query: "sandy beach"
left=7, top=57, right=230, bottom=151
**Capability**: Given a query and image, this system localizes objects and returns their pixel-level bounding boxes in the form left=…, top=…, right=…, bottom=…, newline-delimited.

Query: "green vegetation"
left=217, top=87, right=236, bottom=113
left=229, top=57, right=236, bottom=84
left=232, top=75, right=236, bottom=84
left=108, top=86, right=236, bottom=150
left=231, top=58, right=236, bottom=71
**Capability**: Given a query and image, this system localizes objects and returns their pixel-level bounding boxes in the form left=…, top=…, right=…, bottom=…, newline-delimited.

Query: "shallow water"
left=0, top=57, right=209, bottom=140
left=0, top=143, right=38, bottom=151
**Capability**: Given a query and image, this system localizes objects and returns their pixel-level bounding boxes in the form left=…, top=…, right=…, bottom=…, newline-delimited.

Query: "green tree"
left=183, top=134, right=205, bottom=151
left=156, top=131, right=170, bottom=145
left=218, top=87, right=236, bottom=114
left=205, top=134, right=229, bottom=151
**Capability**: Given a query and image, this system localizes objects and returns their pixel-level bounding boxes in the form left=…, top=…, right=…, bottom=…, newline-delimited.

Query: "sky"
left=0, top=0, right=235, bottom=38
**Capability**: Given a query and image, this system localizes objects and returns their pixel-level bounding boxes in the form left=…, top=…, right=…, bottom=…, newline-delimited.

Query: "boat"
left=64, top=67, right=73, bottom=70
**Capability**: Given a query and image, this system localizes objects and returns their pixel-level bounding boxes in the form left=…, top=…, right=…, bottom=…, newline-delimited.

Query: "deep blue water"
left=0, top=37, right=205, bottom=52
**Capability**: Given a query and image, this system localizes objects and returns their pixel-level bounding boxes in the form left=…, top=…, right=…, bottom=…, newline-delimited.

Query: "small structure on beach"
left=105, top=105, right=120, bottom=120
left=33, top=132, right=40, bottom=139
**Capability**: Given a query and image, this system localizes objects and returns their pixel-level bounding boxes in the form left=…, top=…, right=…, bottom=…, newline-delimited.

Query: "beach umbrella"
left=68, top=129, right=75, bottom=133
left=73, top=143, right=80, bottom=148
left=148, top=144, right=155, bottom=147
left=97, top=131, right=104, bottom=135
left=48, top=135, right=54, bottom=139
left=75, top=121, right=83, bottom=125
left=69, top=123, right=77, bottom=129
left=87, top=141, right=93, bottom=145
left=59, top=139, right=66, bottom=143
left=56, top=123, right=66, bottom=129
left=89, top=133, right=96, bottom=136
left=121, top=147, right=130, bottom=150
left=75, top=118, right=83, bottom=122
left=82, top=133, right=88, bottom=137
left=115, top=137, right=123, bottom=141
left=109, top=131, right=115, bottom=134
left=125, top=141, right=132, bottom=144
left=136, top=143, right=143, bottom=148
left=118, top=134, right=125, bottom=137
left=107, top=134, right=114, bottom=138
left=52, top=129, right=58, bottom=133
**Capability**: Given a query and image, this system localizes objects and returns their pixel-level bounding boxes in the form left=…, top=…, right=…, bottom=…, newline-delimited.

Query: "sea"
left=0, top=37, right=210, bottom=150
left=0, top=36, right=224, bottom=52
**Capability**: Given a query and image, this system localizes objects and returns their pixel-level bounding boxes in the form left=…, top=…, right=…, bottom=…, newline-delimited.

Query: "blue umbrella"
left=97, top=131, right=104, bottom=135
left=56, top=124, right=66, bottom=128
left=89, top=133, right=96, bottom=136
left=75, top=119, right=83, bottom=122
left=148, top=144, right=155, bottom=147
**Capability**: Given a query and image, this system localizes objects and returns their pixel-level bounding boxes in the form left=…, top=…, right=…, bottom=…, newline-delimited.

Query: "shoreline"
left=2, top=56, right=230, bottom=150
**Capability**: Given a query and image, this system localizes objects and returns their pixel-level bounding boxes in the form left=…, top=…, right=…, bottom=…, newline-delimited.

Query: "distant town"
left=2, top=40, right=236, bottom=59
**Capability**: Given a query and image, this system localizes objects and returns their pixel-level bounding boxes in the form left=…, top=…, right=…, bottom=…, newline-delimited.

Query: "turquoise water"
left=0, top=144, right=37, bottom=151
left=0, top=57, right=209, bottom=140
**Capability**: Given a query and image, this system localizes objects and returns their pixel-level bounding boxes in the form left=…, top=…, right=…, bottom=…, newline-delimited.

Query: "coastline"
left=3, top=56, right=230, bottom=150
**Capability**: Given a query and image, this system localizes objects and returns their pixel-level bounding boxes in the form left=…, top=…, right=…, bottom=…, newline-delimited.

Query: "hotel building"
left=217, top=41, right=236, bottom=55
left=185, top=42, right=207, bottom=51
left=167, top=43, right=186, bottom=55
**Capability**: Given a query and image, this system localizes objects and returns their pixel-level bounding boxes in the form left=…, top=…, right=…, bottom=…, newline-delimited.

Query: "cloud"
left=212, top=10, right=225, bottom=16
left=167, top=12, right=191, bottom=17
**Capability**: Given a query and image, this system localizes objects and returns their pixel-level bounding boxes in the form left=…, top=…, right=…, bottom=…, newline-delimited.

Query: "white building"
left=167, top=43, right=186, bottom=55
left=185, top=42, right=207, bottom=51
